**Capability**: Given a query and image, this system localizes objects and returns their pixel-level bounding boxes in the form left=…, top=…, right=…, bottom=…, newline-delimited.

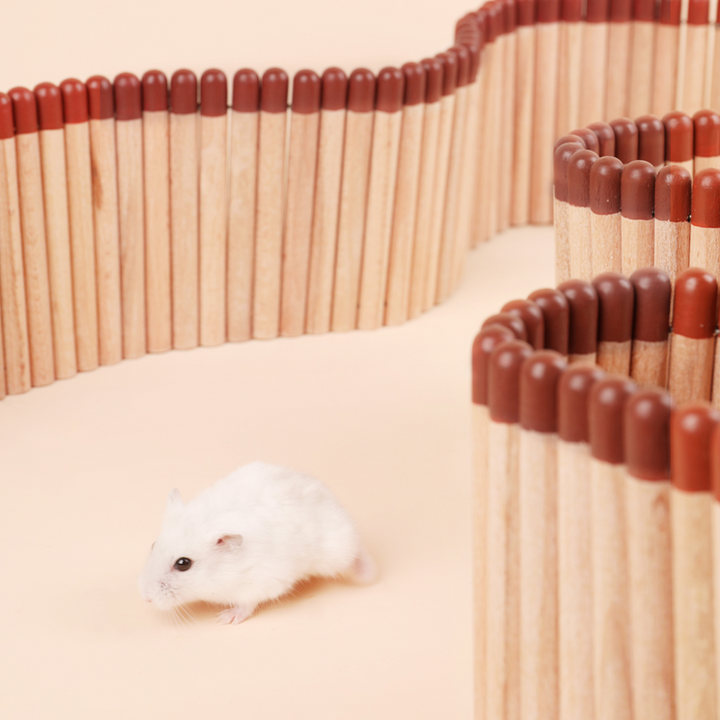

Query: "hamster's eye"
left=174, top=557, right=193, bottom=571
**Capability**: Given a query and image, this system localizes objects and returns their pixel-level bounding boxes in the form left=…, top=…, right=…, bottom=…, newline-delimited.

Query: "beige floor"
left=0, top=226, right=553, bottom=719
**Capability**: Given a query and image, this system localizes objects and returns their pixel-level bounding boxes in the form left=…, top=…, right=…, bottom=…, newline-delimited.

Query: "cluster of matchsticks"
left=473, top=267, right=720, bottom=719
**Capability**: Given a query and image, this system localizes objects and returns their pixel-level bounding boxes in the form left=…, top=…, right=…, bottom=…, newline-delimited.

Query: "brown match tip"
left=200, top=69, right=227, bottom=117
left=505, top=0, right=518, bottom=33
left=141, top=70, right=168, bottom=112
left=520, top=350, right=567, bottom=432
left=659, top=0, right=681, bottom=23
left=593, top=273, right=634, bottom=342
left=586, top=0, right=611, bottom=22
left=86, top=76, right=114, bottom=120
left=114, top=73, right=142, bottom=121
left=537, top=0, right=561, bottom=22
left=448, top=46, right=470, bottom=88
left=664, top=111, right=694, bottom=162
left=567, top=149, right=600, bottom=207
left=472, top=326, right=516, bottom=405
left=501, top=299, right=545, bottom=349
left=692, top=169, right=720, bottom=228
left=589, top=376, right=637, bottom=464
left=688, top=0, right=710, bottom=24
left=528, top=288, right=570, bottom=354
left=633, top=0, right=656, bottom=21
left=8, top=87, right=37, bottom=135
left=558, top=365, right=606, bottom=443
left=712, top=423, right=720, bottom=502
left=59, top=79, right=89, bottom=124
left=291, top=70, right=320, bottom=115
left=694, top=109, right=720, bottom=157
left=610, top=0, right=633, bottom=22
left=0, top=94, right=13, bottom=140
left=590, top=156, right=623, bottom=215
left=261, top=68, right=289, bottom=114
left=456, top=14, right=482, bottom=68
left=561, top=0, right=583, bottom=21
left=35, top=83, right=64, bottom=130
left=347, top=68, right=376, bottom=113
left=672, top=404, right=720, bottom=492
left=570, top=127, right=600, bottom=154
left=554, top=134, right=586, bottom=151
left=488, top=340, right=535, bottom=424
left=465, top=43, right=481, bottom=83
left=636, top=115, right=665, bottom=167
left=376, top=67, right=404, bottom=113
left=625, top=390, right=673, bottom=480
left=655, top=164, right=691, bottom=222
left=517, top=0, right=537, bottom=25
left=170, top=69, right=197, bottom=115
left=554, top=142, right=587, bottom=202
left=402, top=63, right=425, bottom=106
left=673, top=268, right=718, bottom=338
left=481, top=312, right=528, bottom=341
left=610, top=117, right=639, bottom=163
left=493, top=0, right=507, bottom=35
left=630, top=268, right=672, bottom=342
left=588, top=122, right=616, bottom=157
left=437, top=52, right=458, bottom=97
left=621, top=160, right=656, bottom=220
left=558, top=279, right=599, bottom=355
left=232, top=69, right=260, bottom=113
left=421, top=59, right=443, bottom=104
left=484, top=1, right=500, bottom=42
left=321, top=68, right=348, bottom=111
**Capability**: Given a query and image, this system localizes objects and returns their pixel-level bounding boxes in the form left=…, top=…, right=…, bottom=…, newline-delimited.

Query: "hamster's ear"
left=165, top=488, right=183, bottom=513
left=216, top=534, right=244, bottom=551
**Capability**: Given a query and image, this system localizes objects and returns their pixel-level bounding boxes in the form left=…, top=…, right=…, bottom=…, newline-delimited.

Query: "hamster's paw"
left=352, top=547, right=377, bottom=584
left=217, top=605, right=254, bottom=625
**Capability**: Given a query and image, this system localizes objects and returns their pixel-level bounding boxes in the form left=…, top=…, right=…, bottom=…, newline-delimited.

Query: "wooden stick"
left=87, top=76, right=122, bottom=367
left=0, top=96, right=31, bottom=394
left=10, top=87, right=55, bottom=386
left=628, top=1, right=657, bottom=117
left=567, top=150, right=598, bottom=282
left=556, top=2, right=582, bottom=137
left=498, top=14, right=516, bottom=234
left=712, top=20, right=720, bottom=110
left=578, top=0, right=609, bottom=126
left=711, top=425, right=720, bottom=718
left=652, top=2, right=681, bottom=116
left=637, top=115, right=665, bottom=171
left=331, top=69, right=375, bottom=332
left=665, top=110, right=695, bottom=176
left=169, top=69, right=199, bottom=350
left=690, top=168, right=720, bottom=280
left=280, top=70, right=320, bottom=338
left=484, top=8, right=503, bottom=238
left=227, top=70, right=259, bottom=343
left=34, top=83, right=77, bottom=380
left=559, top=279, right=599, bottom=365
left=472, top=8, right=492, bottom=246
left=680, top=1, right=709, bottom=117
left=554, top=140, right=585, bottom=285
left=141, top=70, right=172, bottom=354
left=590, top=156, right=623, bottom=275
left=305, top=68, right=347, bottom=335
left=605, top=0, right=633, bottom=120
left=593, top=273, right=634, bottom=376
left=621, top=160, right=656, bottom=277
left=694, top=109, right=720, bottom=174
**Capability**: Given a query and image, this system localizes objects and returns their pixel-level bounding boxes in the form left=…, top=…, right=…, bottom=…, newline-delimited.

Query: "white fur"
left=138, top=462, right=375, bottom=623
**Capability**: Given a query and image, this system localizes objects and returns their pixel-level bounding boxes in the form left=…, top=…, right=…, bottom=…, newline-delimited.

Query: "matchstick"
left=558, top=279, right=599, bottom=365
left=10, top=87, right=55, bottom=386
left=385, top=63, right=425, bottom=326
left=254, top=68, right=289, bottom=340
left=484, top=5, right=503, bottom=238
left=694, top=109, right=720, bottom=174
left=87, top=76, right=122, bottom=366
left=592, top=272, right=634, bottom=374
left=653, top=0, right=681, bottom=116
left=482, top=312, right=529, bottom=342
left=579, top=0, right=609, bottom=126
left=471, top=323, right=516, bottom=720
left=501, top=298, right=545, bottom=348
left=141, top=70, right=171, bottom=353
left=589, top=155, right=624, bottom=274
left=498, top=5, right=516, bottom=234
left=169, top=69, right=199, bottom=349
left=512, top=0, right=537, bottom=225
left=669, top=267, right=717, bottom=404
left=227, top=69, right=259, bottom=343
left=711, top=422, right=720, bottom=716
left=690, top=168, right=720, bottom=280
left=712, top=12, right=720, bottom=109
left=628, top=0, right=657, bottom=117
left=529, top=0, right=560, bottom=223
left=680, top=0, right=710, bottom=117
left=357, top=66, right=403, bottom=331
left=589, top=375, right=637, bottom=720
left=519, top=349, right=567, bottom=720
left=610, top=117, right=639, bottom=164
left=621, top=160, right=656, bottom=276
left=671, top=403, right=719, bottom=720
left=486, top=338, right=533, bottom=720
left=654, top=165, right=691, bottom=289
left=556, top=0, right=582, bottom=136
left=0, top=94, right=31, bottom=394
left=305, top=68, right=347, bottom=334
left=567, top=149, right=599, bottom=281
left=636, top=114, right=665, bottom=170
left=557, top=364, right=605, bottom=720
left=554, top=140, right=585, bottom=284
left=569, top=126, right=599, bottom=154
left=408, top=59, right=442, bottom=320
left=280, top=69, right=321, bottom=338
left=528, top=287, right=570, bottom=354
left=664, top=110, right=695, bottom=175
left=629, top=267, right=672, bottom=388
left=114, top=73, right=146, bottom=359
left=606, top=0, right=633, bottom=120
left=624, top=389, right=675, bottom=720
left=588, top=120, right=616, bottom=156
left=34, top=83, right=77, bottom=380
left=332, top=68, right=375, bottom=332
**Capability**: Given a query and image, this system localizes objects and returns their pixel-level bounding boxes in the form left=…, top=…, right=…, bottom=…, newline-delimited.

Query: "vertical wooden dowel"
left=593, top=273, right=634, bottom=376
left=589, top=156, right=623, bottom=275
left=567, top=149, right=598, bottom=282
left=653, top=0, right=681, bottom=116
left=690, top=169, right=720, bottom=280
left=694, top=109, right=720, bottom=175
left=654, top=165, right=691, bottom=292
left=712, top=14, right=720, bottom=110
left=498, top=5, right=516, bottom=233
left=680, top=0, right=709, bottom=117
left=629, top=0, right=657, bottom=117
left=579, top=0, right=609, bottom=126
left=554, top=140, right=585, bottom=285
left=605, top=0, right=633, bottom=119
left=621, top=160, right=656, bottom=277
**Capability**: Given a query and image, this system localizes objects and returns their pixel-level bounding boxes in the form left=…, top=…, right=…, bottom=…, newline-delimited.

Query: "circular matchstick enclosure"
left=2, top=0, right=719, bottom=715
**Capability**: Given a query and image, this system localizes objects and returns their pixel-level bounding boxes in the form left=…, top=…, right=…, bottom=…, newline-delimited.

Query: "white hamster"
left=138, top=461, right=376, bottom=624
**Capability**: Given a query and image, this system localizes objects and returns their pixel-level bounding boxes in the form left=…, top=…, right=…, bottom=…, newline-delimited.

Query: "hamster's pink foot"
left=217, top=605, right=254, bottom=625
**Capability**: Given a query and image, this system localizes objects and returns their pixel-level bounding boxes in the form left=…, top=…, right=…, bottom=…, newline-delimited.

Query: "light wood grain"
left=629, top=20, right=656, bottom=117
left=711, top=336, right=720, bottom=408
left=680, top=24, right=708, bottom=116
left=712, top=25, right=720, bottom=111
left=472, top=50, right=490, bottom=246
left=605, top=22, right=632, bottom=120
left=579, top=22, right=609, bottom=126
left=655, top=218, right=690, bottom=294
left=668, top=333, right=715, bottom=404
left=695, top=155, right=720, bottom=174
left=653, top=25, right=680, bottom=116
left=621, top=216, right=655, bottom=277
left=499, top=31, right=516, bottom=233
left=690, top=224, right=720, bottom=282
left=630, top=339, right=669, bottom=389
left=596, top=340, right=632, bottom=376
left=514, top=25, right=537, bottom=225
left=555, top=198, right=570, bottom=285
left=568, top=204, right=593, bottom=281
left=556, top=21, right=582, bottom=137
left=591, top=211, right=622, bottom=275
